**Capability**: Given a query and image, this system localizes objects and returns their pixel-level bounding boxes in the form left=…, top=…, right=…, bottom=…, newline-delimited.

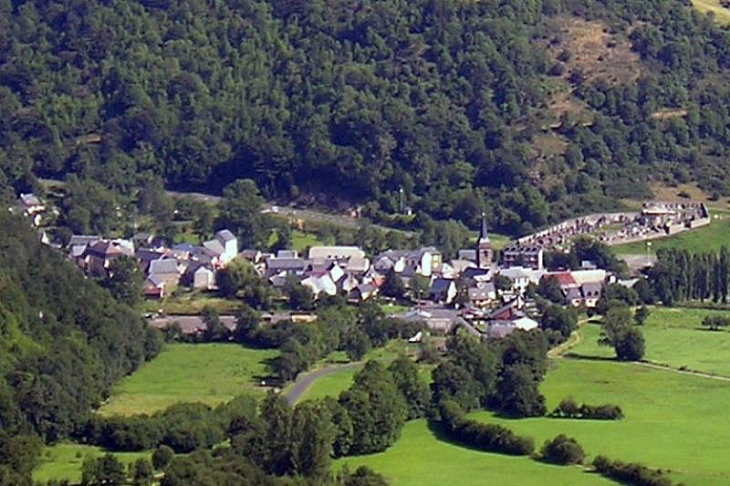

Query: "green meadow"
left=99, top=343, right=278, bottom=416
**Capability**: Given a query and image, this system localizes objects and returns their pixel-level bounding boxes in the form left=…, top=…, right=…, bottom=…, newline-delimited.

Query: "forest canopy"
left=2, top=0, right=730, bottom=235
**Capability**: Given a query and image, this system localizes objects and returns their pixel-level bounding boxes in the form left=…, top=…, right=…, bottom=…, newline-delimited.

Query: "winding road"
left=283, top=362, right=362, bottom=405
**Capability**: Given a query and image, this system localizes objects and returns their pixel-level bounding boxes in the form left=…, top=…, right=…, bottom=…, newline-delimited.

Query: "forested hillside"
left=0, top=213, right=160, bottom=484
left=2, top=0, right=730, bottom=234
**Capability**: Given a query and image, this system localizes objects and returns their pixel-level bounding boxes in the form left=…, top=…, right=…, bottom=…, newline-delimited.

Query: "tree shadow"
left=563, top=353, right=617, bottom=362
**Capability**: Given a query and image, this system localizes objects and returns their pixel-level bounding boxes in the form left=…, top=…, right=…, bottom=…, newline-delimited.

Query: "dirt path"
left=633, top=361, right=730, bottom=382
left=283, top=362, right=362, bottom=405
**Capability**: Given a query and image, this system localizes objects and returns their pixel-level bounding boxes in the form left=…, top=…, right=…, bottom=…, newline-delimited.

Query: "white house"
left=215, top=230, right=238, bottom=264
left=193, top=266, right=216, bottom=290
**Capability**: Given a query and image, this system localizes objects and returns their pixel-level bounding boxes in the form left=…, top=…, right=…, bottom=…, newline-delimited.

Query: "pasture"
left=693, top=0, right=730, bottom=23
left=99, top=343, right=278, bottom=416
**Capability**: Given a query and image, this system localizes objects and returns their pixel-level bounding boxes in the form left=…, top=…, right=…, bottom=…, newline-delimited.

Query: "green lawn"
left=335, top=419, right=611, bottom=486
left=143, top=291, right=241, bottom=315
left=574, top=307, right=730, bottom=376
left=613, top=216, right=730, bottom=255
left=291, top=230, right=328, bottom=252
left=34, top=444, right=150, bottom=485
left=99, top=343, right=278, bottom=416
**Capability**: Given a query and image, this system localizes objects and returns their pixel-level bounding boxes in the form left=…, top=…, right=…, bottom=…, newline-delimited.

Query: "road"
left=283, top=362, right=362, bottom=405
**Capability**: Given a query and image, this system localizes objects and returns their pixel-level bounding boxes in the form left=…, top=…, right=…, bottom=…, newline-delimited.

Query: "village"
left=12, top=191, right=710, bottom=341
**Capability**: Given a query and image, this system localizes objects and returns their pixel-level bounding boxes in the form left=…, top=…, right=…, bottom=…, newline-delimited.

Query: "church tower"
left=476, top=213, right=493, bottom=269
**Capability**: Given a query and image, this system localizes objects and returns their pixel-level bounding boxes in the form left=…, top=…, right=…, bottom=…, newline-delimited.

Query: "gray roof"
left=216, top=229, right=236, bottom=242
left=565, top=287, right=583, bottom=300
left=266, top=257, right=306, bottom=270
left=147, top=274, right=165, bottom=287
left=149, top=259, right=179, bottom=275
left=203, top=239, right=225, bottom=255
left=69, top=235, right=100, bottom=247
left=458, top=249, right=477, bottom=261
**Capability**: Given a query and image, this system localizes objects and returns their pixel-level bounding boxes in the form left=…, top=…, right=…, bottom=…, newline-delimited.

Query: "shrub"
left=592, top=455, right=674, bottom=486
left=540, top=434, right=584, bottom=465
left=437, top=400, right=534, bottom=456
left=152, top=445, right=175, bottom=470
left=549, top=398, right=623, bottom=420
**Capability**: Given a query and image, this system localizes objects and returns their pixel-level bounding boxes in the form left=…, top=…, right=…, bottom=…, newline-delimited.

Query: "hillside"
left=2, top=0, right=730, bottom=235
left=0, top=213, right=160, bottom=483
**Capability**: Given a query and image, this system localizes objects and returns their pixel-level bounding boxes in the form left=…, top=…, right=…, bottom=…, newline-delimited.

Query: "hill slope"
left=1, top=1, right=730, bottom=234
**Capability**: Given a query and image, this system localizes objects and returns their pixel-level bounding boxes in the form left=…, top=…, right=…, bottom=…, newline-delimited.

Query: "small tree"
left=702, top=315, right=730, bottom=331
left=541, top=435, right=585, bottom=465
left=599, top=305, right=645, bottom=361
left=380, top=268, right=406, bottom=299
left=634, top=306, right=650, bottom=326
left=151, top=445, right=174, bottom=470
left=131, top=458, right=154, bottom=486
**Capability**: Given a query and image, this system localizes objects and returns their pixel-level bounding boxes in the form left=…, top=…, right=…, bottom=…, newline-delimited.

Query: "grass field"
left=476, top=358, right=730, bottom=485
left=613, top=216, right=730, bottom=255
left=99, top=343, right=278, bottom=416
left=573, top=307, right=730, bottom=376
left=335, top=419, right=611, bottom=486
left=34, top=444, right=150, bottom=485
left=143, top=291, right=241, bottom=315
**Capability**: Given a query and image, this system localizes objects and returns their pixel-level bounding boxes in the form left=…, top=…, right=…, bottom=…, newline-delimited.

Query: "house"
left=241, top=249, right=263, bottom=264
left=136, top=249, right=166, bottom=273
left=429, top=278, right=457, bottom=305
left=580, top=282, right=603, bottom=308
left=487, top=315, right=539, bottom=339
left=68, top=235, right=101, bottom=264
left=148, top=259, right=181, bottom=287
left=502, top=246, right=544, bottom=270
left=301, top=273, right=337, bottom=298
left=458, top=249, right=477, bottom=262
left=84, top=240, right=133, bottom=277
left=350, top=283, right=378, bottom=302
left=498, top=267, right=534, bottom=293
left=145, top=275, right=166, bottom=299
left=468, top=282, right=497, bottom=307
left=373, top=247, right=442, bottom=277
left=19, top=193, right=45, bottom=215
left=192, top=265, right=216, bottom=290
left=265, top=257, right=306, bottom=278
left=565, top=287, right=584, bottom=307
left=215, top=229, right=238, bottom=263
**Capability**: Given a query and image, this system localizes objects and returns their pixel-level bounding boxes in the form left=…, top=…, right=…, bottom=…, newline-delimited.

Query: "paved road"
left=283, top=362, right=362, bottom=405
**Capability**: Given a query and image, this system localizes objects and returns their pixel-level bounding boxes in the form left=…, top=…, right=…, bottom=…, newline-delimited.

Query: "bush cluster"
left=438, top=400, right=534, bottom=456
left=549, top=398, right=624, bottom=420
left=593, top=455, right=674, bottom=486
left=540, top=434, right=585, bottom=465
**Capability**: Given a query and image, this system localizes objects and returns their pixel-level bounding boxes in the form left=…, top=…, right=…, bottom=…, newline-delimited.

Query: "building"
left=373, top=248, right=442, bottom=278
left=429, top=278, right=457, bottom=305
left=308, top=246, right=366, bottom=261
left=502, top=245, right=544, bottom=270
left=476, top=213, right=493, bottom=269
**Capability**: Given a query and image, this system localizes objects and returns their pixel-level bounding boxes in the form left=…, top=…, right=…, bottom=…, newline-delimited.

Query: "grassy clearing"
left=613, top=216, right=730, bottom=255
left=99, top=343, right=278, bottom=416
left=335, top=419, right=610, bottom=485
left=34, top=444, right=150, bottom=485
left=574, top=307, right=730, bottom=376
left=291, top=230, right=327, bottom=252
left=693, top=0, right=730, bottom=23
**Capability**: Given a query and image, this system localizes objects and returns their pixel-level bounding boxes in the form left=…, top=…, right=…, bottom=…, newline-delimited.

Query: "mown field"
left=693, top=0, right=730, bottom=23
left=99, top=343, right=278, bottom=416
left=613, top=215, right=730, bottom=255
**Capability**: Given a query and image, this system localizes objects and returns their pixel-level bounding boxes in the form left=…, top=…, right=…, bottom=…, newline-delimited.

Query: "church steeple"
left=476, top=213, right=493, bottom=269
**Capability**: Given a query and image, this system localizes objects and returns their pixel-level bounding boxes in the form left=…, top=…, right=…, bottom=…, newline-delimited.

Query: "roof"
left=266, top=257, right=306, bottom=270
left=308, top=246, right=365, bottom=260
left=461, top=267, right=489, bottom=280
left=149, top=259, right=179, bottom=275
left=468, top=283, right=495, bottom=301
left=20, top=193, right=42, bottom=207
left=69, top=235, right=100, bottom=248
left=216, top=229, right=236, bottom=242
left=86, top=240, right=122, bottom=258
left=203, top=239, right=225, bottom=255
left=430, top=278, right=454, bottom=294
left=565, top=287, right=583, bottom=300
left=146, top=274, right=165, bottom=287
left=136, top=249, right=165, bottom=262
left=570, top=269, right=607, bottom=285
left=458, top=250, right=477, bottom=261
left=173, top=243, right=197, bottom=253
left=550, top=272, right=578, bottom=287
left=499, top=267, right=531, bottom=280
left=194, top=265, right=214, bottom=275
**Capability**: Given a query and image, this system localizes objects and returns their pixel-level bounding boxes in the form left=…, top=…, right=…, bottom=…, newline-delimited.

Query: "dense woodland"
left=0, top=213, right=160, bottom=485
left=3, top=0, right=730, bottom=235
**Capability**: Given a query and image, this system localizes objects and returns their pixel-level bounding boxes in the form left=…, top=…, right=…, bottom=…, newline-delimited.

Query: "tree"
left=344, top=329, right=372, bottom=361
left=216, top=179, right=267, bottom=249
left=599, top=305, right=645, bottom=361
left=201, top=306, right=229, bottom=342
left=259, top=392, right=293, bottom=475
left=541, top=435, right=585, bottom=465
left=151, top=445, right=174, bottom=470
left=387, top=355, right=431, bottom=419
left=409, top=275, right=430, bottom=302
left=284, top=277, right=314, bottom=311
left=216, top=258, right=274, bottom=309
left=536, top=276, right=566, bottom=304
left=81, top=454, right=125, bottom=486
left=541, top=305, right=578, bottom=340
left=634, top=306, right=650, bottom=326
left=131, top=458, right=154, bottom=486
left=496, top=363, right=547, bottom=417
left=233, top=303, right=261, bottom=345
left=339, top=361, right=407, bottom=455
left=103, top=256, right=144, bottom=308
left=290, top=401, right=335, bottom=479
left=430, top=361, right=481, bottom=411
left=380, top=267, right=406, bottom=299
